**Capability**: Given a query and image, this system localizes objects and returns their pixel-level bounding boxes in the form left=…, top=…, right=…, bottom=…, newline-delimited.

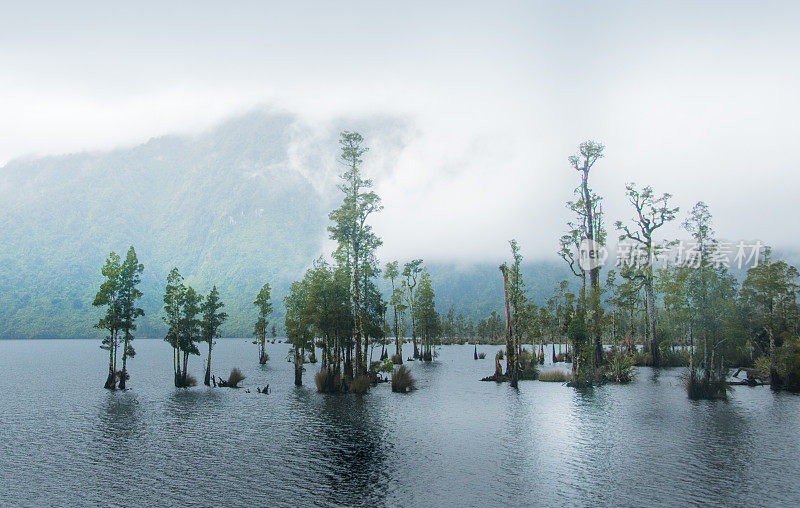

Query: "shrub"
left=183, top=374, right=198, bottom=387
left=632, top=350, right=653, bottom=366
left=390, top=354, right=402, bottom=365
left=378, top=358, right=395, bottom=375
left=391, top=365, right=416, bottom=393
left=608, top=354, right=635, bottom=384
left=538, top=369, right=572, bottom=383
left=660, top=349, right=690, bottom=367
left=517, top=351, right=539, bottom=380
left=226, top=368, right=246, bottom=388
left=497, top=349, right=504, bottom=360
left=315, top=367, right=339, bottom=393
left=477, top=352, right=486, bottom=359
left=686, top=368, right=730, bottom=400
left=350, top=375, right=371, bottom=394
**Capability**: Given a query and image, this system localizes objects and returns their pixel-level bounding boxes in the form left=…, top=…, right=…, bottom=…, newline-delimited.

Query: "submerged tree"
left=384, top=260, right=406, bottom=362
left=681, top=202, right=737, bottom=399
left=328, top=131, right=383, bottom=377
left=253, top=283, right=273, bottom=364
left=741, top=248, right=800, bottom=390
left=616, top=183, right=679, bottom=367
left=415, top=271, right=440, bottom=361
left=93, top=252, right=123, bottom=389
left=403, top=259, right=424, bottom=359
left=567, top=140, right=606, bottom=366
left=200, top=286, right=227, bottom=386
left=163, top=268, right=184, bottom=387
left=116, top=246, right=144, bottom=390
left=284, top=273, right=315, bottom=386
left=177, top=286, right=202, bottom=387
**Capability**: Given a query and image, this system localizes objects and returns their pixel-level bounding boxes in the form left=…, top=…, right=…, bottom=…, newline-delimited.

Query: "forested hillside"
left=0, top=111, right=334, bottom=338
left=0, top=111, right=572, bottom=339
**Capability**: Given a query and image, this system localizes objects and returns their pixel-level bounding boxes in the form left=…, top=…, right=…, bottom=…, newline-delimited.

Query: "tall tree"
left=284, top=275, right=315, bottom=386
left=253, top=283, right=273, bottom=364
left=402, top=259, right=424, bottom=358
left=178, top=286, right=202, bottom=387
left=741, top=248, right=800, bottom=388
left=93, top=252, right=122, bottom=389
left=117, top=246, right=144, bottom=390
left=163, top=268, right=185, bottom=387
left=616, top=183, right=679, bottom=367
left=499, top=262, right=517, bottom=387
left=560, top=141, right=607, bottom=371
left=415, top=271, right=440, bottom=361
left=327, top=131, right=383, bottom=377
left=568, top=141, right=606, bottom=365
left=682, top=202, right=738, bottom=399
left=201, top=286, right=228, bottom=386
left=384, top=260, right=406, bottom=362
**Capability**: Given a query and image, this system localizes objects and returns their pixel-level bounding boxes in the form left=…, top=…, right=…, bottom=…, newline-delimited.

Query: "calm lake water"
left=1, top=339, right=798, bottom=507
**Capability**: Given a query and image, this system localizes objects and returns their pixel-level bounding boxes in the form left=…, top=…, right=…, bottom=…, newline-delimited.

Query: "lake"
left=1, top=339, right=798, bottom=507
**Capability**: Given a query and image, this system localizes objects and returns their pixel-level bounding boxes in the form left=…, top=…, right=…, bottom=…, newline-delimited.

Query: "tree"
left=402, top=259, right=424, bottom=358
left=284, top=275, right=314, bottom=386
left=559, top=140, right=606, bottom=372
left=499, top=263, right=517, bottom=386
left=415, top=271, right=440, bottom=361
left=253, top=283, right=273, bottom=364
left=327, top=131, right=383, bottom=377
left=567, top=140, right=606, bottom=366
left=681, top=202, right=738, bottom=399
left=201, top=286, right=227, bottom=386
left=507, top=240, right=527, bottom=361
left=616, top=183, right=679, bottom=367
left=163, top=268, right=185, bottom=387
left=384, top=260, right=406, bottom=362
left=178, top=286, right=202, bottom=387
left=93, top=252, right=122, bottom=389
left=741, top=248, right=800, bottom=389
left=116, top=246, right=144, bottom=389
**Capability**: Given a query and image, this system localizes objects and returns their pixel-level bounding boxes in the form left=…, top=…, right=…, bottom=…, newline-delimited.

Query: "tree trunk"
left=118, top=333, right=129, bottom=390
left=104, top=330, right=117, bottom=389
left=500, top=265, right=517, bottom=388
left=294, top=351, right=303, bottom=386
left=204, top=342, right=212, bottom=386
left=645, top=279, right=659, bottom=367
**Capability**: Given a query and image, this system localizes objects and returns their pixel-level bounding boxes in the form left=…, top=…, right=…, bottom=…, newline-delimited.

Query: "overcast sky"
left=2, top=1, right=799, bottom=263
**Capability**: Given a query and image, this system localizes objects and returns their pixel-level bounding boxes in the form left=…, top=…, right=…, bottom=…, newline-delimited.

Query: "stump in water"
left=480, top=351, right=510, bottom=382
left=218, top=368, right=246, bottom=388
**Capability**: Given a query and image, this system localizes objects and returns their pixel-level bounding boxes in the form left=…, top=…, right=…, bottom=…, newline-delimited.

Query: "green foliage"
left=415, top=270, right=440, bottom=357
left=771, top=336, right=800, bottom=391
left=607, top=354, right=635, bottom=383
left=517, top=350, right=539, bottom=380
left=201, top=286, right=227, bottom=348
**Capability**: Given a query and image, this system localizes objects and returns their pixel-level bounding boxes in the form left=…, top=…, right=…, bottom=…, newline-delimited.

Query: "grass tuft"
left=350, top=375, right=371, bottom=394
left=538, top=369, right=572, bottom=383
left=391, top=365, right=416, bottom=393
left=226, top=367, right=246, bottom=388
